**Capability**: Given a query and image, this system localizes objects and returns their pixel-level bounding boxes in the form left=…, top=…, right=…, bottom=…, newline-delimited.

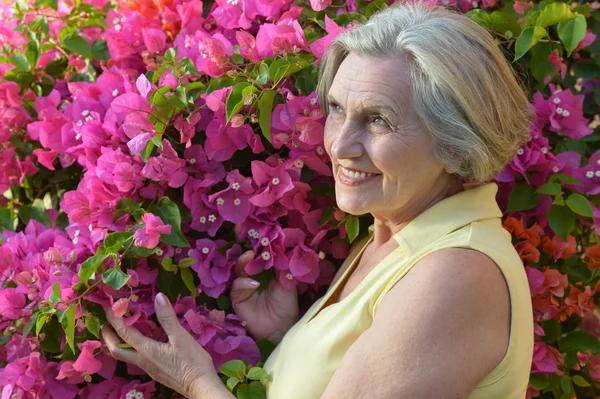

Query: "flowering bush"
left=1, top=0, right=600, bottom=397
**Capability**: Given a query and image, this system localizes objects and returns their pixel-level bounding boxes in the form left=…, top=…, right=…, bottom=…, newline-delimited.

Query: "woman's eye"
left=329, top=103, right=342, bottom=113
left=371, top=116, right=388, bottom=127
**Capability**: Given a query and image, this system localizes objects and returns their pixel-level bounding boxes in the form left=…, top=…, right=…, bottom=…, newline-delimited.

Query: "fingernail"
left=155, top=293, right=167, bottom=307
left=249, top=280, right=260, bottom=287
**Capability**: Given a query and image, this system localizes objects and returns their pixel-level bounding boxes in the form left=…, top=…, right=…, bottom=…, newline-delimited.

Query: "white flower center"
left=586, top=171, right=595, bottom=178
left=556, top=107, right=563, bottom=115
left=541, top=147, right=547, bottom=154
left=261, top=237, right=270, bottom=246
left=294, top=160, right=304, bottom=168
left=216, top=198, right=224, bottom=205
left=155, top=248, right=163, bottom=256
left=112, top=89, right=119, bottom=97
left=202, top=247, right=210, bottom=254
left=318, top=251, right=325, bottom=260
left=232, top=182, right=240, bottom=190
left=189, top=158, right=196, bottom=164
left=285, top=273, right=293, bottom=280
left=208, top=214, right=216, bottom=222
left=82, top=110, right=90, bottom=116
left=76, top=120, right=83, bottom=127
left=595, top=170, right=600, bottom=177
left=200, top=216, right=207, bottom=223
left=562, top=110, right=570, bottom=117
left=175, top=248, right=182, bottom=254
left=234, top=198, right=241, bottom=206
left=114, top=24, right=122, bottom=31
left=272, top=177, right=280, bottom=185
left=316, top=146, right=324, bottom=155
left=552, top=166, right=559, bottom=173
left=188, top=249, right=194, bottom=257
left=310, top=98, right=317, bottom=105
left=517, top=148, right=524, bottom=155
left=261, top=251, right=271, bottom=260
left=553, top=97, right=561, bottom=104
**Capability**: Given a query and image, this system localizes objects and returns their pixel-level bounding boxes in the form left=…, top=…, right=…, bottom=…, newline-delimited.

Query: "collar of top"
left=368, top=182, right=503, bottom=256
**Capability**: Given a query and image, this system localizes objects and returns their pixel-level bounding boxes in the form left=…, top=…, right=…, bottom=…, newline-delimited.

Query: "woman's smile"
left=337, top=165, right=381, bottom=186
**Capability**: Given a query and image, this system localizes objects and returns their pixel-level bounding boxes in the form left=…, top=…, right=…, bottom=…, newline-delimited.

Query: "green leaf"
left=61, top=31, right=92, bottom=59
left=248, top=381, right=267, bottom=399
left=346, top=215, right=359, bottom=244
left=102, top=232, right=134, bottom=254
left=572, top=61, right=600, bottom=79
left=49, top=282, right=61, bottom=304
left=65, top=304, right=77, bottom=353
left=0, top=207, right=15, bottom=231
left=180, top=267, right=196, bottom=298
left=226, top=82, right=252, bottom=123
left=548, top=205, right=576, bottom=240
left=219, top=359, right=247, bottom=378
left=558, top=14, right=587, bottom=56
left=489, top=11, right=522, bottom=36
left=566, top=193, right=593, bottom=217
left=572, top=375, right=591, bottom=387
left=162, top=257, right=177, bottom=272
left=237, top=384, right=250, bottom=399
left=86, top=315, right=101, bottom=338
left=319, top=205, right=335, bottom=227
left=256, top=62, right=270, bottom=85
left=270, top=56, right=311, bottom=84
left=536, top=2, right=574, bottom=28
left=549, top=173, right=583, bottom=186
left=102, top=268, right=131, bottom=290
left=226, top=377, right=240, bottom=391
left=21, top=313, right=37, bottom=341
left=258, top=89, right=277, bottom=143
left=178, top=257, right=195, bottom=269
left=9, top=52, right=29, bottom=70
left=36, top=314, right=48, bottom=335
left=506, top=183, right=540, bottom=212
left=531, top=42, right=562, bottom=84
left=560, top=375, right=571, bottom=394
left=536, top=183, right=562, bottom=195
left=91, top=38, right=110, bottom=61
left=25, top=40, right=40, bottom=69
left=18, top=205, right=51, bottom=228
left=529, top=373, right=550, bottom=390
left=515, top=27, right=548, bottom=61
left=247, top=367, right=270, bottom=380
left=149, top=198, right=190, bottom=247
left=78, top=254, right=110, bottom=285
left=217, top=295, right=230, bottom=311
left=257, top=338, right=277, bottom=364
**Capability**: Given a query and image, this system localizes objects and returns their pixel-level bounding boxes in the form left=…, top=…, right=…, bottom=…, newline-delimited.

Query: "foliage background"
left=1, top=0, right=600, bottom=398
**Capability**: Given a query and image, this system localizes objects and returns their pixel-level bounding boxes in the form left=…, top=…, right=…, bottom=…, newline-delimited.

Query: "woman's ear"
left=445, top=167, right=455, bottom=174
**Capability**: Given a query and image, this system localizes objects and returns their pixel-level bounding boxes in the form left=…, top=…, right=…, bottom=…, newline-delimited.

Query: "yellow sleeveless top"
left=262, top=182, right=534, bottom=398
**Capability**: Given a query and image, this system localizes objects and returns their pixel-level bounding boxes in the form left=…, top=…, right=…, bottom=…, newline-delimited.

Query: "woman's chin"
left=336, top=196, right=370, bottom=216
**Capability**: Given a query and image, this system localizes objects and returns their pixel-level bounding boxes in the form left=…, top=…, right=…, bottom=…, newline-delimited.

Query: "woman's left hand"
left=102, top=293, right=230, bottom=399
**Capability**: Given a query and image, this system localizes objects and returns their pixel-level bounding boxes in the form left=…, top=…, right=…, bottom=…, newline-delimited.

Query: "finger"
left=154, top=292, right=187, bottom=342
left=234, top=250, right=255, bottom=278
left=101, top=324, right=140, bottom=365
left=104, top=306, right=150, bottom=351
left=231, top=277, right=260, bottom=304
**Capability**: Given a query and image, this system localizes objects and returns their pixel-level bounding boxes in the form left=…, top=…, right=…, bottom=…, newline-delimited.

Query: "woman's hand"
left=102, top=293, right=233, bottom=399
left=230, top=251, right=300, bottom=344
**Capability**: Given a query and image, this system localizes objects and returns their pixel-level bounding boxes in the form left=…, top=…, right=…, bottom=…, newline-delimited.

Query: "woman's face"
left=324, top=53, right=453, bottom=220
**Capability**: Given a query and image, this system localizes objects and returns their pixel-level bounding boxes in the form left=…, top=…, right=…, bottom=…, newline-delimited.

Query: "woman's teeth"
left=340, top=166, right=377, bottom=180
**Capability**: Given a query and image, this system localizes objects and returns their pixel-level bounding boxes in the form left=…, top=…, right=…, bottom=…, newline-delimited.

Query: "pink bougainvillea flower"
left=249, top=160, right=295, bottom=207
left=236, top=30, right=261, bottom=64
left=195, top=33, right=234, bottom=78
left=309, top=0, right=332, bottom=12
left=143, top=28, right=167, bottom=53
left=111, top=297, right=129, bottom=317
left=532, top=84, right=594, bottom=139
left=310, top=16, right=345, bottom=61
left=133, top=213, right=171, bottom=248
left=142, top=139, right=188, bottom=188
left=256, top=18, right=310, bottom=58
left=546, top=49, right=567, bottom=82
left=575, top=30, right=597, bottom=52
left=73, top=341, right=103, bottom=378
left=208, top=170, right=254, bottom=224
left=513, top=0, right=533, bottom=14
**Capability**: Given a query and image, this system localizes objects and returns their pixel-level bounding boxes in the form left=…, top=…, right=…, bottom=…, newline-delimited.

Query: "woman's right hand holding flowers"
left=230, top=251, right=299, bottom=345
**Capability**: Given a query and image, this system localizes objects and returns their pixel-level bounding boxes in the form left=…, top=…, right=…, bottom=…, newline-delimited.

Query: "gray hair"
left=317, top=2, right=534, bottom=182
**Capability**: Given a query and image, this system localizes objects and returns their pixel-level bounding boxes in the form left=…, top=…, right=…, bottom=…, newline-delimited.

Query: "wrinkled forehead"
left=328, top=54, right=414, bottom=112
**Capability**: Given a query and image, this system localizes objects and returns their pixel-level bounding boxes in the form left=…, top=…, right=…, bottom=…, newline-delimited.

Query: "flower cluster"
left=1, top=0, right=600, bottom=398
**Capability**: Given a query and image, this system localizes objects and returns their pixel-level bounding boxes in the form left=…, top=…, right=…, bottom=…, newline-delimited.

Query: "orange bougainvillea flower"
left=521, top=223, right=543, bottom=247
left=562, top=285, right=597, bottom=320
left=516, top=240, right=540, bottom=262
left=503, top=216, right=525, bottom=237
left=542, top=267, right=569, bottom=298
left=552, top=235, right=577, bottom=262
left=585, top=243, right=600, bottom=270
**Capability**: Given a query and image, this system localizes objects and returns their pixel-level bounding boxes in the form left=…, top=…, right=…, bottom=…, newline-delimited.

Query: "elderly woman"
left=102, top=2, right=535, bottom=398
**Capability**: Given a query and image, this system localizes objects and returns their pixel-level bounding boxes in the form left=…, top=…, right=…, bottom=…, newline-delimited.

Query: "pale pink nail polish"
left=156, top=293, right=166, bottom=307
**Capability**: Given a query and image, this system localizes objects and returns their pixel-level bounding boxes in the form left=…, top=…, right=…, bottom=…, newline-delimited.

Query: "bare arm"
left=320, top=248, right=511, bottom=399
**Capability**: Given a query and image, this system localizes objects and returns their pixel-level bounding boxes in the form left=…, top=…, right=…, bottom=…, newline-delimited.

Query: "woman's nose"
left=329, top=123, right=363, bottom=160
